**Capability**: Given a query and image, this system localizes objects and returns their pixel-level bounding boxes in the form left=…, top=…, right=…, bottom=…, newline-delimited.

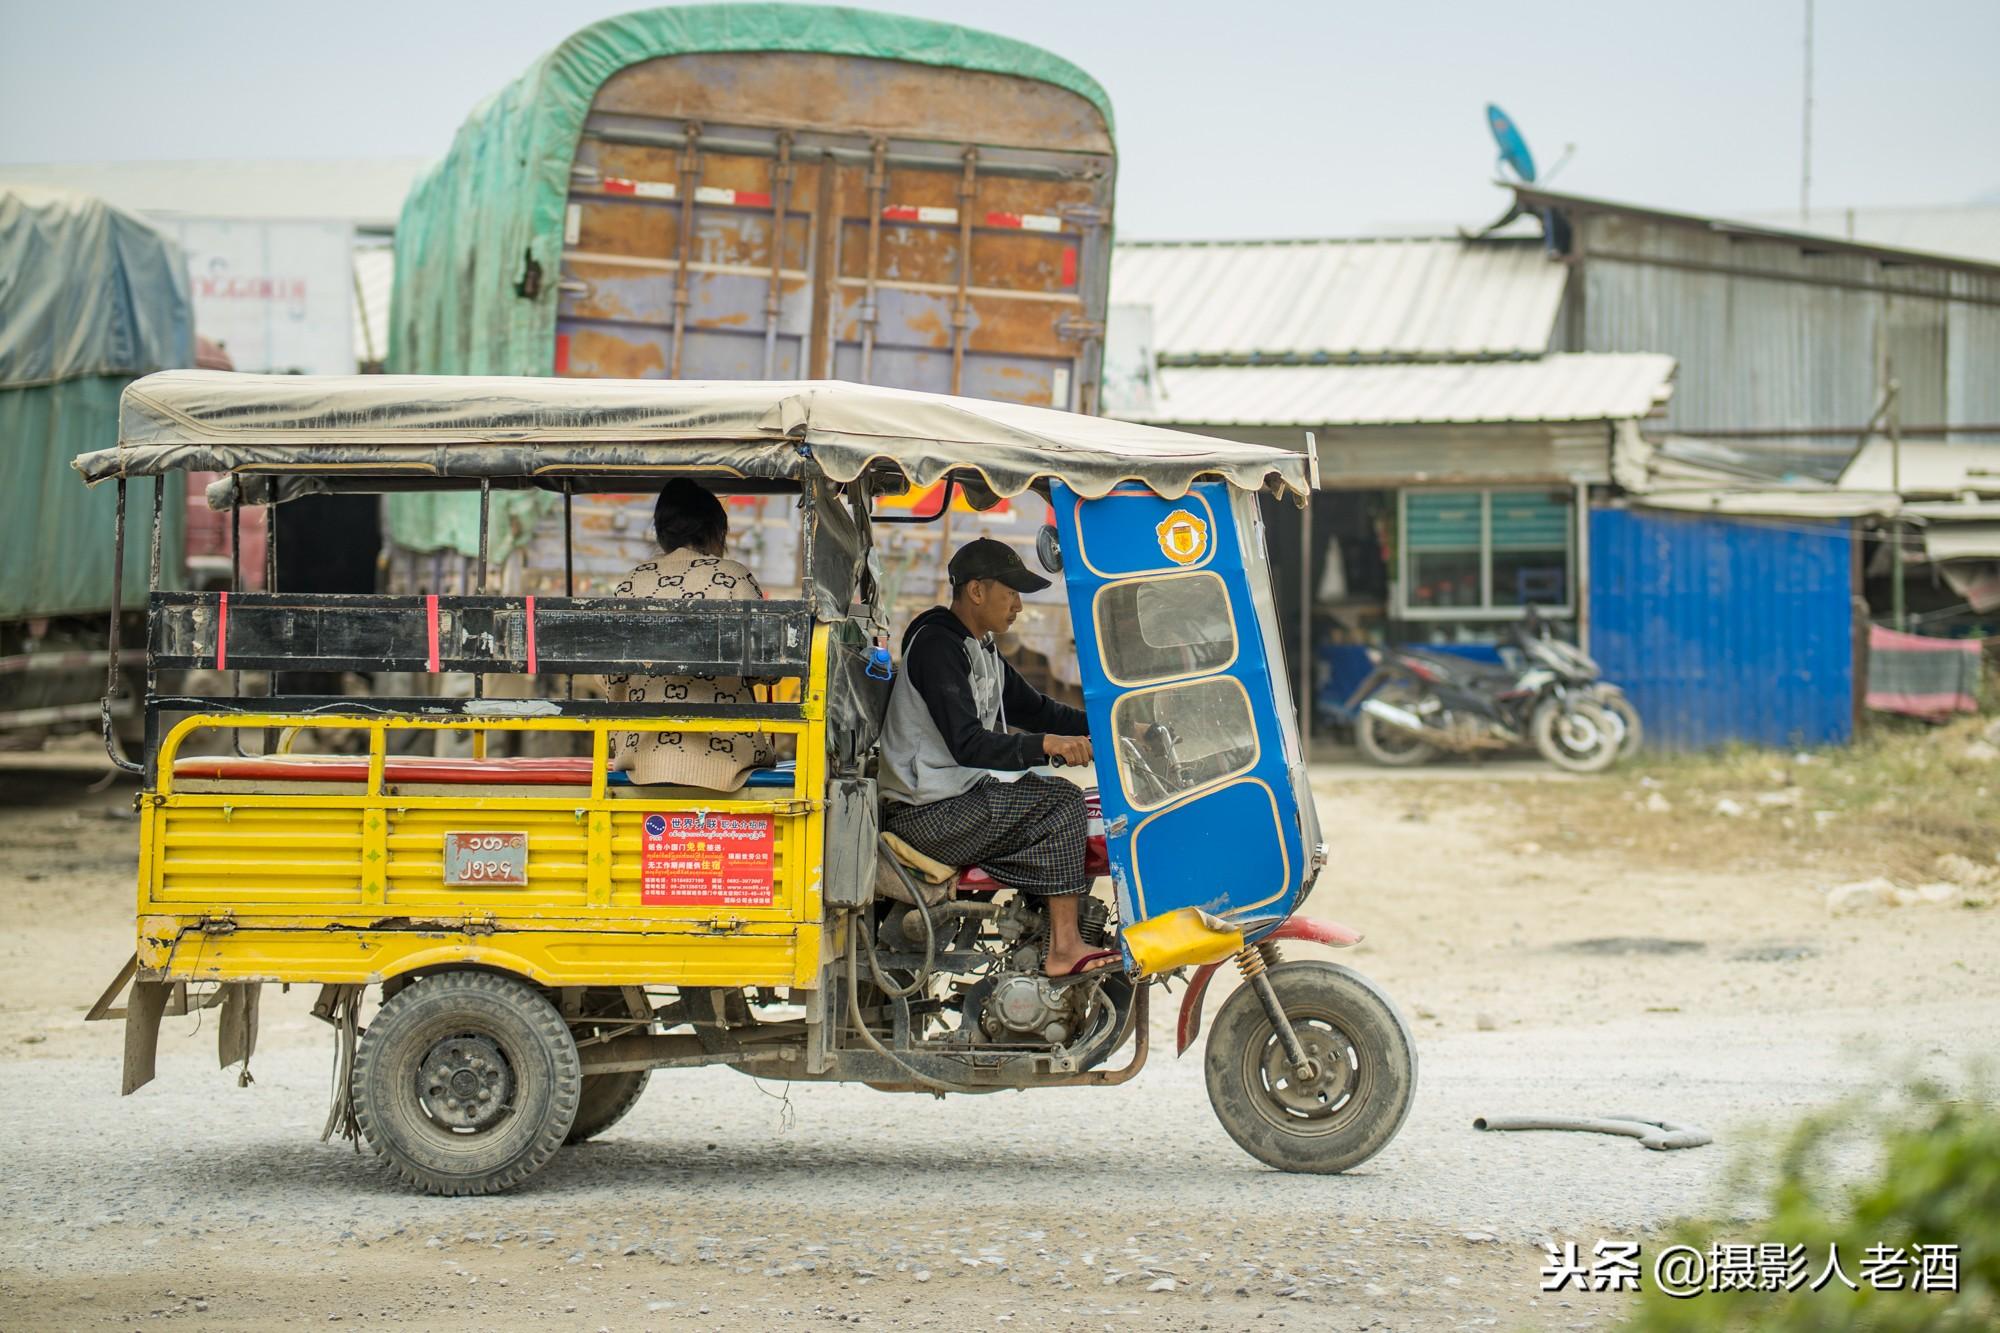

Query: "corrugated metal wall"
left=1588, top=508, right=1855, bottom=750
left=1565, top=212, right=2000, bottom=476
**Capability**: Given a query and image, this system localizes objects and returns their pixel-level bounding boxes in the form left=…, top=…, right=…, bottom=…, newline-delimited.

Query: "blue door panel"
left=1128, top=779, right=1291, bottom=920
left=1065, top=487, right=1220, bottom=578
left=1055, top=481, right=1307, bottom=940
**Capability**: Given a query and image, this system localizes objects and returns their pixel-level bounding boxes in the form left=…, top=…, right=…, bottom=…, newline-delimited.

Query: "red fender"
left=1174, top=916, right=1362, bottom=1056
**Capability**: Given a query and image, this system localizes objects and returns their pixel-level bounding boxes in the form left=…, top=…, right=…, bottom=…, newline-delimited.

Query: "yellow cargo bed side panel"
left=139, top=922, right=821, bottom=989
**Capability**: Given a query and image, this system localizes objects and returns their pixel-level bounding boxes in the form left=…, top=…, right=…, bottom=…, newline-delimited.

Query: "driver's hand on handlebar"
left=1041, top=733, right=1093, bottom=767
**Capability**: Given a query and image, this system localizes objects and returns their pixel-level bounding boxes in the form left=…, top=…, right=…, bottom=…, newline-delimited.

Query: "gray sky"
left=2, top=0, right=1994, bottom=238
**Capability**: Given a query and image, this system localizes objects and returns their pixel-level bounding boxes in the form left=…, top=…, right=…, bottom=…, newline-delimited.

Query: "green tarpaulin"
left=1, top=186, right=189, bottom=619
left=0, top=186, right=193, bottom=391
left=385, top=3, right=1114, bottom=558
left=1, top=379, right=180, bottom=619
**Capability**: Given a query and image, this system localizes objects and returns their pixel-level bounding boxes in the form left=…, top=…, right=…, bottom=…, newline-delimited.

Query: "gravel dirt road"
left=2, top=760, right=1994, bottom=1331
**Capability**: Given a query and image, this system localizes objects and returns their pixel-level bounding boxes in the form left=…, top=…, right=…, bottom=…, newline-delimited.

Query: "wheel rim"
left=1238, top=1006, right=1372, bottom=1137
left=416, top=1032, right=517, bottom=1134
left=1554, top=709, right=1603, bottom=753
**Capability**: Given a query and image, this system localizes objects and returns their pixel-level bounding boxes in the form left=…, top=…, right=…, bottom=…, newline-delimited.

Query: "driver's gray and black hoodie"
left=877, top=606, right=1087, bottom=807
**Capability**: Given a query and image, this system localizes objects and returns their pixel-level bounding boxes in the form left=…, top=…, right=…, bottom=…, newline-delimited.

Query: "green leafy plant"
left=1631, top=1076, right=1999, bottom=1331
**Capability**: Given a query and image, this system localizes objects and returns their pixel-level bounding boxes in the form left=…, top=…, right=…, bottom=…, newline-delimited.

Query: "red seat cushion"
left=953, top=788, right=1108, bottom=893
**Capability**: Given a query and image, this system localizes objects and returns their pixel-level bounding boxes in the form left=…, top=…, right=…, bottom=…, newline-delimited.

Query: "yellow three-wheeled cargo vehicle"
left=78, top=372, right=1415, bottom=1194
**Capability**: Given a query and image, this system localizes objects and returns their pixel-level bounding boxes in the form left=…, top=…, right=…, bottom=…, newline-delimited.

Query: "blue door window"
left=1110, top=675, right=1259, bottom=810
left=1093, top=572, right=1238, bottom=686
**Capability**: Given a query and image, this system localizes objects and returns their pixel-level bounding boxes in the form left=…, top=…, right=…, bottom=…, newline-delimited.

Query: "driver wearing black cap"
left=877, top=538, right=1115, bottom=981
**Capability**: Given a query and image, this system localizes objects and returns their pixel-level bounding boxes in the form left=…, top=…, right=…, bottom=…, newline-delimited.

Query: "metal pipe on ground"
left=1473, top=1113, right=1712, bottom=1150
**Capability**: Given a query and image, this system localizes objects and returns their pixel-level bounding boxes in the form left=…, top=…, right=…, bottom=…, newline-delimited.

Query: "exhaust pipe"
left=1360, top=697, right=1509, bottom=752
left=1360, top=697, right=1438, bottom=739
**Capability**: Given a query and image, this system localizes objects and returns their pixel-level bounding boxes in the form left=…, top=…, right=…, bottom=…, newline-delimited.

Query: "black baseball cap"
left=948, top=537, right=1050, bottom=593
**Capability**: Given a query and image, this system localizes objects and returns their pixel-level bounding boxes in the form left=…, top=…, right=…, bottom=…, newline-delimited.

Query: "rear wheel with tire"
left=351, top=970, right=581, bottom=1195
left=563, top=987, right=653, bottom=1145
left=1595, top=690, right=1643, bottom=758
left=566, top=1069, right=650, bottom=1144
left=1530, top=698, right=1621, bottom=773
left=1355, top=689, right=1439, bottom=767
left=1205, top=961, right=1417, bottom=1174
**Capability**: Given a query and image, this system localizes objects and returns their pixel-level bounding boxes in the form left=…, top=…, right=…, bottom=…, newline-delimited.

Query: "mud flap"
left=121, top=979, right=172, bottom=1096
left=1174, top=917, right=1363, bottom=1056
left=217, top=982, right=261, bottom=1074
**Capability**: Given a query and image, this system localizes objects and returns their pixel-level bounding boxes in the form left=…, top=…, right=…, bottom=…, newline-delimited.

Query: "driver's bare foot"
left=1045, top=947, right=1120, bottom=980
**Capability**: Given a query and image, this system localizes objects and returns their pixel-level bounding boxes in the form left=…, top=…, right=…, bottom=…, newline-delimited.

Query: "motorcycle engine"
left=969, top=970, right=1085, bottom=1044
left=952, top=894, right=1119, bottom=1046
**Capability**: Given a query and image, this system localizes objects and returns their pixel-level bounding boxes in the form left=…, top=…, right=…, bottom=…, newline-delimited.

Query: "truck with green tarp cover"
left=0, top=186, right=189, bottom=743
left=385, top=4, right=1116, bottom=672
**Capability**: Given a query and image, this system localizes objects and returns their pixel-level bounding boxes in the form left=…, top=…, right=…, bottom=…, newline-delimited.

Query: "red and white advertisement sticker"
left=640, top=812, right=776, bottom=907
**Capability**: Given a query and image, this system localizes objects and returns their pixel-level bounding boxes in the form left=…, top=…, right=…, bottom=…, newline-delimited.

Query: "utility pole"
left=1801, top=0, right=1815, bottom=225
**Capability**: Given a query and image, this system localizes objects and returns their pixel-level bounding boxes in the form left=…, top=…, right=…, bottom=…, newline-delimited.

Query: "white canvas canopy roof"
left=75, top=371, right=1314, bottom=507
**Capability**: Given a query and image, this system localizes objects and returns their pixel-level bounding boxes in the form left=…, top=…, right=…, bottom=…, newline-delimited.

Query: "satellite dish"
left=1486, top=104, right=1536, bottom=183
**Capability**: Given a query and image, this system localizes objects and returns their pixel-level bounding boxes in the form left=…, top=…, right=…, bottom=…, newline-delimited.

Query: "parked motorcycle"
left=1347, top=641, right=1623, bottom=773
left=1513, top=608, right=1643, bottom=758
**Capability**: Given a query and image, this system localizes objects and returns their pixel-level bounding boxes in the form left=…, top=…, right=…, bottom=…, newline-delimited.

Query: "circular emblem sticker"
left=1155, top=509, right=1209, bottom=566
left=644, top=814, right=668, bottom=837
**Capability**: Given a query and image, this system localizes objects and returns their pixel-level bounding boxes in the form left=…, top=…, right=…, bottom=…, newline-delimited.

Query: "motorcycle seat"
left=880, top=832, right=955, bottom=885
left=878, top=789, right=1111, bottom=899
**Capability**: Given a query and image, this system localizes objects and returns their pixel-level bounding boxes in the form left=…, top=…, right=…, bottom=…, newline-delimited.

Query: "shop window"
left=1400, top=489, right=1574, bottom=618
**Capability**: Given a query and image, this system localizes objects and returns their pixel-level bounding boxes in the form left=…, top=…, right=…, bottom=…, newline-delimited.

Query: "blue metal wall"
left=1588, top=509, right=1855, bottom=750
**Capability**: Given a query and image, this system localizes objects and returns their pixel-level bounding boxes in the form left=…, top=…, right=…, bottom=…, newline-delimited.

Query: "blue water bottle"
left=866, top=640, right=894, bottom=681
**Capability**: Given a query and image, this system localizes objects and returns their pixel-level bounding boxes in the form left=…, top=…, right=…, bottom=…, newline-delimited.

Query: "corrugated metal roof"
left=1839, top=439, right=2000, bottom=495
left=1923, top=523, right=2000, bottom=561
left=1740, top=205, right=2000, bottom=268
left=1110, top=237, right=1564, bottom=363
left=1533, top=187, right=2000, bottom=481
left=1516, top=184, right=2000, bottom=278
left=1128, top=353, right=1675, bottom=428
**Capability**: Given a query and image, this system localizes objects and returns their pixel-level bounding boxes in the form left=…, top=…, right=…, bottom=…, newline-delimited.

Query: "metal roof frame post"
left=1575, top=478, right=1592, bottom=654
left=1886, top=373, right=1905, bottom=631
left=99, top=481, right=143, bottom=775
left=1299, top=484, right=1313, bottom=754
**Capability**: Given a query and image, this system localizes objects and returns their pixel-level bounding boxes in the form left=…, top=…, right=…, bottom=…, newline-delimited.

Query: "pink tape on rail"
left=524, top=596, right=538, bottom=675
left=425, top=594, right=440, bottom=672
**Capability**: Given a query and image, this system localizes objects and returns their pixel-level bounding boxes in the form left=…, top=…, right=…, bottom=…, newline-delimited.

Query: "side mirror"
left=1035, top=524, right=1063, bottom=574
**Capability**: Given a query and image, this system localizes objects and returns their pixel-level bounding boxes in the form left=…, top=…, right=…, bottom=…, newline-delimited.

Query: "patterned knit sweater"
left=601, top=549, right=774, bottom=790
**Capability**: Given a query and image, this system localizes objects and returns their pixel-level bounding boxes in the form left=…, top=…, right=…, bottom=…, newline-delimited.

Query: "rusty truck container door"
left=556, top=50, right=1115, bottom=411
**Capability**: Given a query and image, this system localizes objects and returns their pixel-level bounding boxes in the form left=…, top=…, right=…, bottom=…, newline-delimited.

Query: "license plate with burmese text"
left=443, top=831, right=529, bottom=887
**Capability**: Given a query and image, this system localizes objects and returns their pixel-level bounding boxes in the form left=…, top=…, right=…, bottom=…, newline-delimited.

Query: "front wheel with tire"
left=1530, top=698, right=1621, bottom=773
left=1205, top=961, right=1417, bottom=1174
left=351, top=970, right=582, bottom=1195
